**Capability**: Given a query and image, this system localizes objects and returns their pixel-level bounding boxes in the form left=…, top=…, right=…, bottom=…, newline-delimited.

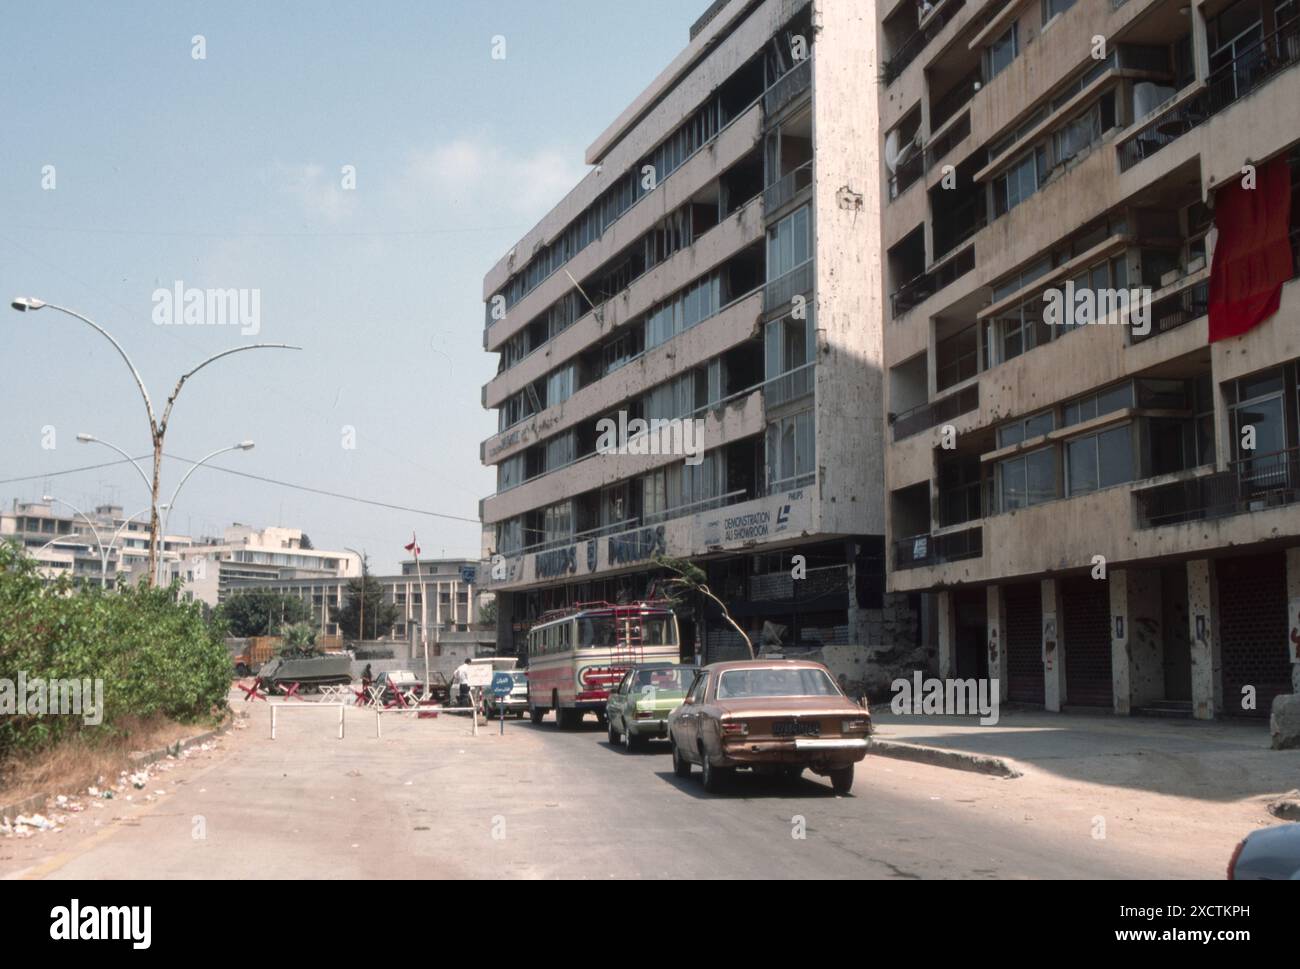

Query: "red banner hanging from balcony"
left=1208, top=155, right=1293, bottom=343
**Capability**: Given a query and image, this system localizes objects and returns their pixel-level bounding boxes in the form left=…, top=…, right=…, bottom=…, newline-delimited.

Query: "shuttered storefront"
left=1063, top=576, right=1113, bottom=707
left=1004, top=583, right=1044, bottom=704
left=1218, top=553, right=1289, bottom=719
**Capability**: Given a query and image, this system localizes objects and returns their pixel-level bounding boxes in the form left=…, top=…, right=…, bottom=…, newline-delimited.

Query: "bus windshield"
left=578, top=614, right=677, bottom=648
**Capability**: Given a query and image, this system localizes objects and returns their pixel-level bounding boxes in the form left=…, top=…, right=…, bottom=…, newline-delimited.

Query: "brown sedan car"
left=667, top=660, right=871, bottom=794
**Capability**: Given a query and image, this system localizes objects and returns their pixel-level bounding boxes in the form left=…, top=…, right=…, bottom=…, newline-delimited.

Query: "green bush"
left=0, top=540, right=231, bottom=760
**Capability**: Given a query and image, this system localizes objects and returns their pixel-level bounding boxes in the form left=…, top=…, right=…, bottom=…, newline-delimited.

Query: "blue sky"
left=0, top=0, right=707, bottom=571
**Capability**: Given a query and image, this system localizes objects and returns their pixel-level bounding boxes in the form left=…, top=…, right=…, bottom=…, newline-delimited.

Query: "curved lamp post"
left=11, top=296, right=299, bottom=584
left=41, top=495, right=107, bottom=589
left=157, top=441, right=254, bottom=583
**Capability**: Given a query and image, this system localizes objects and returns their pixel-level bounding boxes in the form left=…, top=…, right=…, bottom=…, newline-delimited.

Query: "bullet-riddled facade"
left=877, top=0, right=1300, bottom=717
left=479, top=0, right=924, bottom=679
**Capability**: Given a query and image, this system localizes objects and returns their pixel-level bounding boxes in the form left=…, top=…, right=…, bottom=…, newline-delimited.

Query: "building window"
left=985, top=24, right=1019, bottom=82
left=998, top=410, right=1056, bottom=449
left=1066, top=424, right=1134, bottom=496
left=1041, top=0, right=1076, bottom=24
left=992, top=147, right=1045, bottom=217
left=998, top=446, right=1056, bottom=510
left=766, top=204, right=811, bottom=280
left=1062, top=382, right=1135, bottom=427
left=766, top=410, right=815, bottom=491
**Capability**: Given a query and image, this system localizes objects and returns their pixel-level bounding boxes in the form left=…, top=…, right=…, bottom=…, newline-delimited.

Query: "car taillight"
left=721, top=720, right=748, bottom=737
left=635, top=710, right=656, bottom=719
left=842, top=718, right=870, bottom=733
left=1227, top=838, right=1245, bottom=880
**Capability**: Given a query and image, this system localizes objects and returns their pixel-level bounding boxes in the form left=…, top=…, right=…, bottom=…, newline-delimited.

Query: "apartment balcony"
left=882, top=0, right=965, bottom=85
left=1134, top=448, right=1300, bottom=528
left=764, top=58, right=811, bottom=119
left=763, top=161, right=813, bottom=218
left=1130, top=278, right=1208, bottom=345
left=890, top=384, right=979, bottom=442
left=1117, top=18, right=1300, bottom=173
left=893, top=525, right=983, bottom=571
left=763, top=361, right=815, bottom=410
left=889, top=244, right=974, bottom=318
left=763, top=260, right=814, bottom=316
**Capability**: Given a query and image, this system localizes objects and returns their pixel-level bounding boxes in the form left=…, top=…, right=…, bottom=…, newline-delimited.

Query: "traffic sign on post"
left=491, top=672, right=513, bottom=698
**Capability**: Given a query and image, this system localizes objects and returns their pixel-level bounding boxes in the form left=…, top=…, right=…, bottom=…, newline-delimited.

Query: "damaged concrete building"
left=878, top=0, right=1300, bottom=718
left=478, top=0, right=928, bottom=687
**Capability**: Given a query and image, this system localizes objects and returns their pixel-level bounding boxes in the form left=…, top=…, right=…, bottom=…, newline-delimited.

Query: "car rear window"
left=716, top=668, right=839, bottom=699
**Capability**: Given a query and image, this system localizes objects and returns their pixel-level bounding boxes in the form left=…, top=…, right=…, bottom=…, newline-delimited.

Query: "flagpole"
left=410, top=534, right=429, bottom=696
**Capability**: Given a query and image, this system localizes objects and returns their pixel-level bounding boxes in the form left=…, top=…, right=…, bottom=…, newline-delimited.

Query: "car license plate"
left=772, top=720, right=820, bottom=737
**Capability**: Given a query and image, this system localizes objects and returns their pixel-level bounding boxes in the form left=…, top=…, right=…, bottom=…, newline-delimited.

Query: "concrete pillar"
left=1287, top=548, right=1300, bottom=694
left=937, top=589, right=955, bottom=680
left=1041, top=578, right=1066, bottom=712
left=1110, top=568, right=1164, bottom=715
left=1186, top=559, right=1222, bottom=720
left=986, top=584, right=1008, bottom=704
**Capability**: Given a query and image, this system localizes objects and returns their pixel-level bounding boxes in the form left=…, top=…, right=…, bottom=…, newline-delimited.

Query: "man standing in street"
left=452, top=655, right=473, bottom=708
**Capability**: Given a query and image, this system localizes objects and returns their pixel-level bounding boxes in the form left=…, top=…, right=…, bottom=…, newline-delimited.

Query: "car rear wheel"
left=671, top=737, right=691, bottom=777
left=607, top=720, right=621, bottom=745
left=829, top=764, right=854, bottom=795
left=701, top=754, right=731, bottom=793
left=623, top=728, right=644, bottom=753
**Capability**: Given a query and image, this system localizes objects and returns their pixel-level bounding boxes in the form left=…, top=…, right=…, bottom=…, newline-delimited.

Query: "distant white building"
left=166, top=524, right=361, bottom=607
left=0, top=498, right=193, bottom=588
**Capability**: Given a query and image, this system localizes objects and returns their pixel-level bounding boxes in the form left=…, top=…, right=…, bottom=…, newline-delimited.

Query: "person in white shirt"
left=452, top=657, right=473, bottom=706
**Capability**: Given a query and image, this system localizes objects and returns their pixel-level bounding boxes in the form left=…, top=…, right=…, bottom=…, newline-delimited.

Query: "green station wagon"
left=606, top=664, right=700, bottom=751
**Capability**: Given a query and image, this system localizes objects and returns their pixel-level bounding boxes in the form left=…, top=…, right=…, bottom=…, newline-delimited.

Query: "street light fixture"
left=11, top=296, right=299, bottom=584
left=157, top=441, right=255, bottom=583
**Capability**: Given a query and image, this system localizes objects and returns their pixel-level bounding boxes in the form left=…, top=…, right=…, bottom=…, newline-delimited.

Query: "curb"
left=870, top=738, right=1023, bottom=778
left=1269, top=799, right=1300, bottom=821
left=1, top=715, right=233, bottom=824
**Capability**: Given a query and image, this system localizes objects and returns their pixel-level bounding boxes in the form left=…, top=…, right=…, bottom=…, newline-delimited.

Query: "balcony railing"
left=763, top=361, right=815, bottom=409
left=890, top=244, right=975, bottom=318
left=888, top=150, right=925, bottom=200
left=642, top=488, right=750, bottom=527
left=882, top=0, right=965, bottom=84
left=763, top=161, right=814, bottom=215
left=1118, top=18, right=1300, bottom=172
left=930, top=70, right=980, bottom=131
left=764, top=260, right=814, bottom=315
left=1134, top=447, right=1300, bottom=528
left=894, top=525, right=983, bottom=570
left=891, top=383, right=979, bottom=441
left=764, top=57, right=812, bottom=117
left=1130, top=279, right=1209, bottom=345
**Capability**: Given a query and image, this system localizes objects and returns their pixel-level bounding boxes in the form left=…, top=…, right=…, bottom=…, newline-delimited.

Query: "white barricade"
left=270, top=702, right=345, bottom=740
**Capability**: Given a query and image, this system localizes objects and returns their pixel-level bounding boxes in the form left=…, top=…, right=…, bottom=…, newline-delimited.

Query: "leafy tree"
left=332, top=566, right=398, bottom=640
left=478, top=598, right=497, bottom=627
left=298, top=534, right=314, bottom=550
left=652, top=554, right=754, bottom=659
left=214, top=589, right=311, bottom=638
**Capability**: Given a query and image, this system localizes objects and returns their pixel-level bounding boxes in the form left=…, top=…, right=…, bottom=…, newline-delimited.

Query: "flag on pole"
left=404, top=534, right=421, bottom=558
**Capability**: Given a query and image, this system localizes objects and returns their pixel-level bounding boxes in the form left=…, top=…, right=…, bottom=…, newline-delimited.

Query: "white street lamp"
left=12, top=297, right=299, bottom=584
left=157, top=441, right=255, bottom=583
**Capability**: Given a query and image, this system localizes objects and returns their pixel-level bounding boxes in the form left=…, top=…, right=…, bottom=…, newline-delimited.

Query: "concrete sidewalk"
left=871, top=707, right=1300, bottom=803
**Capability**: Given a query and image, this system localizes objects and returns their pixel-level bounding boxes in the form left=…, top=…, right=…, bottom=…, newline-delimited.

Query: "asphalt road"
left=3, top=698, right=1215, bottom=879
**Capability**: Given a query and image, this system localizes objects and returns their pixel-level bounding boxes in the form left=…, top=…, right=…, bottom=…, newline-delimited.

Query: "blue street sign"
left=460, top=566, right=477, bottom=585
left=491, top=672, right=513, bottom=698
